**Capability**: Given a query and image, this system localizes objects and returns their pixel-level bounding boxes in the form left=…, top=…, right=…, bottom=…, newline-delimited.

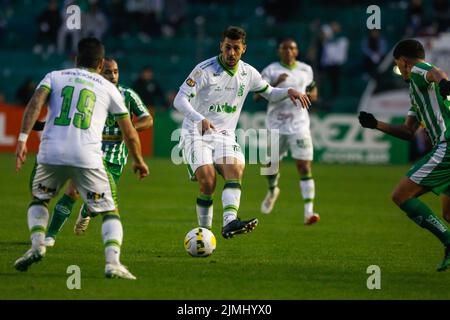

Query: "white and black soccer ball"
left=184, top=227, right=216, bottom=257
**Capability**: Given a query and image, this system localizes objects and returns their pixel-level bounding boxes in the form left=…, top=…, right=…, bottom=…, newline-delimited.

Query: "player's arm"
left=15, top=87, right=49, bottom=172
left=426, top=67, right=450, bottom=98
left=259, top=86, right=311, bottom=109
left=306, top=81, right=318, bottom=102
left=134, top=114, right=153, bottom=131
left=359, top=111, right=420, bottom=141
left=116, top=115, right=149, bottom=180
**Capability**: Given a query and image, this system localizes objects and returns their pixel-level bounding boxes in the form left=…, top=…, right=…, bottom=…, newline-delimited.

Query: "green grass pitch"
left=1, top=153, right=450, bottom=299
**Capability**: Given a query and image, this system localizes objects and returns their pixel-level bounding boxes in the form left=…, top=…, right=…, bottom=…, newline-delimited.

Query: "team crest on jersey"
left=186, top=78, right=196, bottom=87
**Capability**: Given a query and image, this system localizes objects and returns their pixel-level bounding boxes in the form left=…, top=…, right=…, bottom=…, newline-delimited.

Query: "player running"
left=359, top=39, right=450, bottom=271
left=14, top=38, right=149, bottom=279
left=257, top=38, right=320, bottom=225
left=43, top=57, right=153, bottom=247
left=173, top=26, right=311, bottom=239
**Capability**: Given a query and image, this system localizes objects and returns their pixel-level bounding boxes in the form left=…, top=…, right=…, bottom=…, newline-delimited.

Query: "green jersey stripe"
left=411, top=82, right=438, bottom=143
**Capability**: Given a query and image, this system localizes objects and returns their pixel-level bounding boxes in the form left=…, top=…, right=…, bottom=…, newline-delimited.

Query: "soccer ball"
left=184, top=227, right=216, bottom=257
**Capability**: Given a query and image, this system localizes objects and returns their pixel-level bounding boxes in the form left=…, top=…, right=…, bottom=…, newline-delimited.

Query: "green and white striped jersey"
left=408, top=62, right=450, bottom=146
left=102, top=84, right=149, bottom=166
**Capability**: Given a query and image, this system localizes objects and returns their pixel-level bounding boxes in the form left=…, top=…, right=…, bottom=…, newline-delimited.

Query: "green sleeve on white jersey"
left=37, top=72, right=52, bottom=93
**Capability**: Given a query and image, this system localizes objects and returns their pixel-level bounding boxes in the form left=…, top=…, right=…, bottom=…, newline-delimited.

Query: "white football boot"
left=14, top=246, right=46, bottom=271
left=304, top=213, right=320, bottom=226
left=260, top=187, right=280, bottom=214
left=105, top=263, right=137, bottom=280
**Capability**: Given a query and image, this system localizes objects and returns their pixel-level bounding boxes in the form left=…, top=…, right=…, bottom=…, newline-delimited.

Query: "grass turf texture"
left=1, top=154, right=450, bottom=299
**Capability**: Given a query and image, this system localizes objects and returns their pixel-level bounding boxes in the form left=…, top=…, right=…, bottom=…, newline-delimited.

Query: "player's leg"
left=183, top=135, right=215, bottom=229
left=74, top=162, right=122, bottom=235
left=45, top=181, right=79, bottom=246
left=215, top=136, right=258, bottom=238
left=193, top=164, right=216, bottom=229
left=72, top=165, right=135, bottom=279
left=260, top=133, right=285, bottom=214
left=392, top=177, right=450, bottom=271
left=289, top=134, right=318, bottom=225
left=15, top=164, right=68, bottom=271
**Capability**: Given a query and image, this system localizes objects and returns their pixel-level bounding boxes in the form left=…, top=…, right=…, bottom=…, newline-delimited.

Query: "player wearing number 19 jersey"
left=44, top=58, right=152, bottom=246
left=14, top=38, right=149, bottom=279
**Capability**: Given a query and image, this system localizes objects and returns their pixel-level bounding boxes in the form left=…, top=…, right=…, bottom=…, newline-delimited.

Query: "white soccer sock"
left=28, top=205, right=49, bottom=249
left=222, top=180, right=241, bottom=227
left=196, top=194, right=213, bottom=228
left=300, top=178, right=315, bottom=217
left=102, top=217, right=123, bottom=265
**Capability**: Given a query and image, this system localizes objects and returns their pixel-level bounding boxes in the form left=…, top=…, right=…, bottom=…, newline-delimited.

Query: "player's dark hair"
left=104, top=57, right=117, bottom=64
left=76, top=37, right=105, bottom=69
left=222, top=26, right=246, bottom=44
left=278, top=37, right=297, bottom=47
left=393, top=39, right=425, bottom=60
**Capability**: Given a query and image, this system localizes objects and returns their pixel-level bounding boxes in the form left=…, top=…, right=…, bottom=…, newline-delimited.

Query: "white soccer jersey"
left=178, top=55, right=270, bottom=134
left=262, top=61, right=314, bottom=134
left=36, top=68, right=129, bottom=169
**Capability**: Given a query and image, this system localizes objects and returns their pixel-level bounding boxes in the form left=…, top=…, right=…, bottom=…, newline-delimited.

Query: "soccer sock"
left=267, top=172, right=280, bottom=192
left=300, top=175, right=315, bottom=218
left=102, top=215, right=123, bottom=265
left=196, top=193, right=213, bottom=228
left=80, top=203, right=89, bottom=218
left=222, top=179, right=241, bottom=226
left=400, top=198, right=450, bottom=246
left=47, top=194, right=76, bottom=238
left=28, top=204, right=49, bottom=249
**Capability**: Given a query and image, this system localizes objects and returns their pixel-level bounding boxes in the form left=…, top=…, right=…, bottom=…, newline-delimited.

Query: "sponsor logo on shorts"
left=87, top=191, right=105, bottom=201
left=38, top=184, right=56, bottom=193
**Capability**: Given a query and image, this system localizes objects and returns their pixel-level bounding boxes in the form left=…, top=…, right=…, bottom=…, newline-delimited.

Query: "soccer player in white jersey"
left=258, top=38, right=320, bottom=225
left=14, top=38, right=149, bottom=279
left=173, top=26, right=311, bottom=239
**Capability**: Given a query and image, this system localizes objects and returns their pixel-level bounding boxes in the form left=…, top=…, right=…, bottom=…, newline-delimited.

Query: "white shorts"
left=269, top=132, right=313, bottom=161
left=180, top=131, right=245, bottom=180
left=30, top=163, right=117, bottom=213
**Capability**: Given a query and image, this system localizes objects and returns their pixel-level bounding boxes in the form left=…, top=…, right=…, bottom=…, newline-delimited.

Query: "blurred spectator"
left=34, top=0, right=62, bottom=55
left=82, top=1, right=108, bottom=40
left=263, top=0, right=299, bottom=22
left=361, top=29, right=387, bottom=80
left=125, top=0, right=163, bottom=39
left=57, top=0, right=82, bottom=55
left=15, top=78, right=36, bottom=106
left=320, top=22, right=349, bottom=98
left=432, top=0, right=450, bottom=33
left=133, top=66, right=165, bottom=109
left=162, top=0, right=187, bottom=37
left=109, top=0, right=128, bottom=37
left=406, top=0, right=425, bottom=36
left=164, top=89, right=178, bottom=112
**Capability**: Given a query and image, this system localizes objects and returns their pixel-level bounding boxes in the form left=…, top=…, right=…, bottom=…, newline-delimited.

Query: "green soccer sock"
left=399, top=198, right=450, bottom=246
left=46, top=194, right=76, bottom=238
left=80, top=204, right=89, bottom=218
left=267, top=172, right=280, bottom=191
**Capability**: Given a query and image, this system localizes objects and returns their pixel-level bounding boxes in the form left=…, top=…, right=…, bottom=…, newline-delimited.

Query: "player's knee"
left=296, top=161, right=311, bottom=176
left=391, top=190, right=406, bottom=206
left=199, top=177, right=216, bottom=194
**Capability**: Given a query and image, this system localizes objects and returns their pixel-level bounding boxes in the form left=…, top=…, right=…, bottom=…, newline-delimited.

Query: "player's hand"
left=287, top=88, right=311, bottom=109
left=133, top=161, right=149, bottom=180
left=201, top=119, right=216, bottom=135
left=15, top=141, right=27, bottom=172
left=439, top=79, right=450, bottom=100
left=358, top=111, right=378, bottom=129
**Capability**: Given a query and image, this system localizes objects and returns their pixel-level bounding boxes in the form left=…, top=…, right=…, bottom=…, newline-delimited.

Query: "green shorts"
left=105, top=162, right=123, bottom=185
left=407, top=142, right=450, bottom=196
